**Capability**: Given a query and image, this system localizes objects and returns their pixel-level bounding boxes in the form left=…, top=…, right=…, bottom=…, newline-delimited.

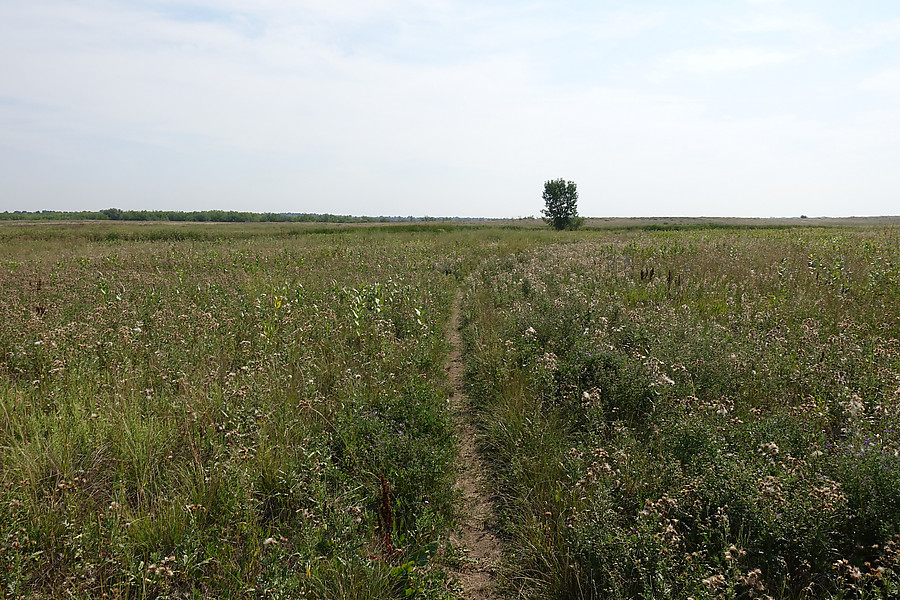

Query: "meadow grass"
left=0, top=226, right=487, bottom=598
left=462, top=227, right=900, bottom=599
left=3, top=221, right=899, bottom=599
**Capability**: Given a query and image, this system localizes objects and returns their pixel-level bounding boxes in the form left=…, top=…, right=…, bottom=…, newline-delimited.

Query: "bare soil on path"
left=445, top=292, right=503, bottom=600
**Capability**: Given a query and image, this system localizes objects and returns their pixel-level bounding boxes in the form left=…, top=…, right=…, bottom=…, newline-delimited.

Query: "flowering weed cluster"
left=0, top=224, right=464, bottom=598
left=463, top=228, right=900, bottom=599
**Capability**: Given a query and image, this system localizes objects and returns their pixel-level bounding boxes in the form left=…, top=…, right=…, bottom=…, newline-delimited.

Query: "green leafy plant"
left=541, top=178, right=583, bottom=230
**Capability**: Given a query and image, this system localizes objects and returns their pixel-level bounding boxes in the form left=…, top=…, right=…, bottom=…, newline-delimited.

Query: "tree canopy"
left=541, top=179, right=582, bottom=230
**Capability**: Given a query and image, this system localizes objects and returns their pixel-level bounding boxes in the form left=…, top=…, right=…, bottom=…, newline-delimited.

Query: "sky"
left=1, top=0, right=900, bottom=218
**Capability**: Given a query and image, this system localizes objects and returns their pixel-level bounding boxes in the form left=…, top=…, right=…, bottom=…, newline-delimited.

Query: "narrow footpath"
left=445, top=292, right=503, bottom=599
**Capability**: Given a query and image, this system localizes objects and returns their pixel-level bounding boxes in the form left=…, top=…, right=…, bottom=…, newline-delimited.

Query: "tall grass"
left=463, top=228, right=900, bottom=599
left=5, top=221, right=898, bottom=598
left=0, top=227, right=469, bottom=598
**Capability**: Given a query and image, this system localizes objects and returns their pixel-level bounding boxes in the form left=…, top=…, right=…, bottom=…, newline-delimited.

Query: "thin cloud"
left=858, top=67, right=900, bottom=96
left=722, top=12, right=829, bottom=37
left=657, top=46, right=798, bottom=76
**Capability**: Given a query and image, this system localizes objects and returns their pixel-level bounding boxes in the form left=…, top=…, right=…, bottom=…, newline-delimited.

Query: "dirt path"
left=445, top=291, right=503, bottom=599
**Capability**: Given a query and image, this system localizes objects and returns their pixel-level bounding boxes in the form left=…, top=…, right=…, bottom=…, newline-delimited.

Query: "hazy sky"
left=2, top=0, right=899, bottom=217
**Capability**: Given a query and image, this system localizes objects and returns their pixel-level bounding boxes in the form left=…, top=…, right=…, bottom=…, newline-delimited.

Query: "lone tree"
left=541, top=178, right=583, bottom=230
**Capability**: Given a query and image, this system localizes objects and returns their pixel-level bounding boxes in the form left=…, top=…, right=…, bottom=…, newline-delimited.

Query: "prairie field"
left=1, top=222, right=900, bottom=599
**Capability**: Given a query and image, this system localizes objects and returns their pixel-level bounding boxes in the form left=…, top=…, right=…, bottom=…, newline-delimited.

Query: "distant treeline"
left=0, top=209, right=440, bottom=223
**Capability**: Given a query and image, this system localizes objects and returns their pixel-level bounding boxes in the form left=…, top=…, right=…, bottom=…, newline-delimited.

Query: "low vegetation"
left=2, top=221, right=899, bottom=599
left=0, top=226, right=472, bottom=598
left=463, top=228, right=900, bottom=598
left=0, top=209, right=425, bottom=223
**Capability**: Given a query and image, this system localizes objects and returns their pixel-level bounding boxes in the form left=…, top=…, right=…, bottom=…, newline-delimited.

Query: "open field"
left=0, top=225, right=476, bottom=598
left=518, top=217, right=900, bottom=229
left=464, top=227, right=900, bottom=599
left=1, top=222, right=900, bottom=599
left=2, top=215, right=899, bottom=235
